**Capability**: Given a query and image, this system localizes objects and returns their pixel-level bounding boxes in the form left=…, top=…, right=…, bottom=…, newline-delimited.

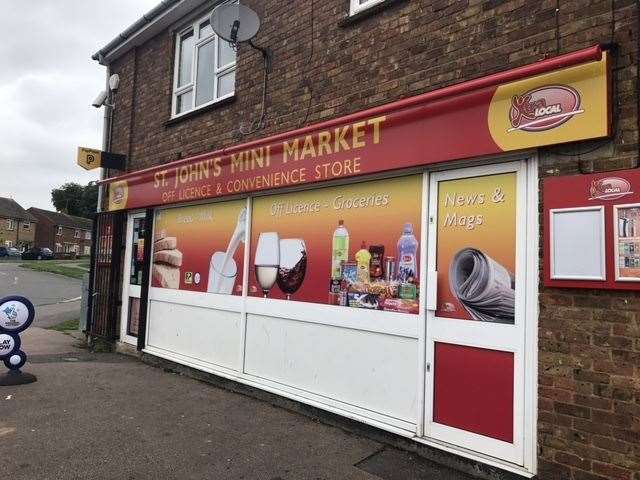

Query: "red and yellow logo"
left=509, top=85, right=582, bottom=132
left=108, top=180, right=128, bottom=211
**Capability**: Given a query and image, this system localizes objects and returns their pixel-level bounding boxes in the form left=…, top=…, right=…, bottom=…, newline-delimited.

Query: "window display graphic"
left=616, top=205, right=640, bottom=281
left=250, top=176, right=422, bottom=312
left=152, top=200, right=246, bottom=293
left=437, top=173, right=517, bottom=324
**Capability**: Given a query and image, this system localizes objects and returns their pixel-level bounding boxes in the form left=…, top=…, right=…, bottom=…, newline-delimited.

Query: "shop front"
left=102, top=46, right=610, bottom=477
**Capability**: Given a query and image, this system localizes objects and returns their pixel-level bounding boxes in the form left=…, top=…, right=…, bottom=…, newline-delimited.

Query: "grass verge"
left=20, top=261, right=87, bottom=279
left=47, top=318, right=80, bottom=332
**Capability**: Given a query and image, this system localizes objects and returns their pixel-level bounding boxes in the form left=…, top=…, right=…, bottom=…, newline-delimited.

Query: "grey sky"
left=0, top=1, right=158, bottom=210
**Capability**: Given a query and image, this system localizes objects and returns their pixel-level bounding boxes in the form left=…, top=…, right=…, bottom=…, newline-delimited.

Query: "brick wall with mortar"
left=104, top=1, right=639, bottom=478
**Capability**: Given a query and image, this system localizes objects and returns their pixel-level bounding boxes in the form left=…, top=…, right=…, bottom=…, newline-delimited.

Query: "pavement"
left=0, top=261, right=82, bottom=327
left=0, top=263, right=477, bottom=479
left=0, top=326, right=476, bottom=480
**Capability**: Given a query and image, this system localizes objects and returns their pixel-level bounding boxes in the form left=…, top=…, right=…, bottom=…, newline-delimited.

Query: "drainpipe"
left=96, top=56, right=112, bottom=213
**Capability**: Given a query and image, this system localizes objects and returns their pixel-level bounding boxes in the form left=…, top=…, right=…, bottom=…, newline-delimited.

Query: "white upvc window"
left=171, top=6, right=237, bottom=118
left=74, top=229, right=81, bottom=239
left=6, top=219, right=16, bottom=231
left=85, top=230, right=91, bottom=240
left=5, top=240, right=12, bottom=248
left=350, top=0, right=386, bottom=15
left=22, top=221, right=30, bottom=230
left=57, top=226, right=63, bottom=236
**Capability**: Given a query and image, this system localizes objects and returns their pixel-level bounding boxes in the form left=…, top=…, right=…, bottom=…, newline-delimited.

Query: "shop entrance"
left=423, top=160, right=533, bottom=466
left=119, top=212, right=147, bottom=346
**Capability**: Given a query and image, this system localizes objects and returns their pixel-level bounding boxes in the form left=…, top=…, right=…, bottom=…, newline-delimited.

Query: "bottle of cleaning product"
left=331, top=220, right=349, bottom=279
left=397, top=223, right=418, bottom=282
left=355, top=241, right=371, bottom=283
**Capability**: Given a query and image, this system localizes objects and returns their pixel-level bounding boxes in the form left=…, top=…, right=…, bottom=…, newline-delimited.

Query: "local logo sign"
left=509, top=85, right=583, bottom=132
left=589, top=177, right=634, bottom=201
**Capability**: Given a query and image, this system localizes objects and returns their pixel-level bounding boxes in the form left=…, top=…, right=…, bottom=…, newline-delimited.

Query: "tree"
left=51, top=182, right=98, bottom=218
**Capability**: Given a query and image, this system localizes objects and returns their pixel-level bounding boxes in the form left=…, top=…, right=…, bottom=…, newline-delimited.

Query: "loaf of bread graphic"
left=153, top=249, right=183, bottom=267
left=152, top=263, right=180, bottom=289
left=154, top=236, right=177, bottom=251
left=152, top=230, right=182, bottom=288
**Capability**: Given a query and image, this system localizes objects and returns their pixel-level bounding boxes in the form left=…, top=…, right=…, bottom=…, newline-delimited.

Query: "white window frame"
left=57, top=226, right=63, bottom=236
left=171, top=5, right=237, bottom=119
left=5, top=240, right=12, bottom=248
left=74, top=229, right=81, bottom=239
left=22, top=221, right=30, bottom=230
left=85, top=230, right=91, bottom=240
left=350, top=0, right=386, bottom=16
left=6, top=219, right=16, bottom=231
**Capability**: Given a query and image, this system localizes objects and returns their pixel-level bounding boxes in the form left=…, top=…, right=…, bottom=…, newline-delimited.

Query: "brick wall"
left=107, top=0, right=639, bottom=478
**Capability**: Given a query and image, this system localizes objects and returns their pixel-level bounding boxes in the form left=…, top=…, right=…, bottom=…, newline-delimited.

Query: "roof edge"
left=92, top=0, right=182, bottom=64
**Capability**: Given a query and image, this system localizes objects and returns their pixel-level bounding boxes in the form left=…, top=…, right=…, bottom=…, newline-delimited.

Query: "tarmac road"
left=0, top=262, right=82, bottom=327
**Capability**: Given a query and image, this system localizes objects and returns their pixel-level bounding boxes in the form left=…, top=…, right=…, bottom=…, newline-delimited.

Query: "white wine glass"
left=254, top=232, right=279, bottom=298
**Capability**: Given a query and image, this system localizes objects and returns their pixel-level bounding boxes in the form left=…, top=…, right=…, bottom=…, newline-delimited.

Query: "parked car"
left=0, top=246, right=21, bottom=258
left=21, top=247, right=54, bottom=260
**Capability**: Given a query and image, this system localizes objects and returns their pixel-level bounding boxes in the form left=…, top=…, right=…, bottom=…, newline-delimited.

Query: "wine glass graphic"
left=254, top=232, right=280, bottom=298
left=276, top=239, right=307, bottom=300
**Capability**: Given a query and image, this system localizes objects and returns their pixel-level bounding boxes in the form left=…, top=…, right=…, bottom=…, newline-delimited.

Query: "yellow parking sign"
left=77, top=147, right=102, bottom=170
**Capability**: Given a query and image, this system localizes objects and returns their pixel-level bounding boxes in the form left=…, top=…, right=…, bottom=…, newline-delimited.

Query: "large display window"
left=248, top=175, right=422, bottom=313
left=151, top=200, right=247, bottom=294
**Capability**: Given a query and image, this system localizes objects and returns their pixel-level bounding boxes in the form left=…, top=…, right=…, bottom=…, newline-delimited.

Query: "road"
left=0, top=262, right=81, bottom=327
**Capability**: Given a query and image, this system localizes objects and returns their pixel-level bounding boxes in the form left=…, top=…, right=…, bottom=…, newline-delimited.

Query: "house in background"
left=0, top=197, right=37, bottom=250
left=28, top=208, right=93, bottom=256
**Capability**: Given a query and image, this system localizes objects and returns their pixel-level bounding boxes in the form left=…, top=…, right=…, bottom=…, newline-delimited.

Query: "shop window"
left=249, top=176, right=422, bottom=313
left=127, top=297, right=140, bottom=337
left=350, top=0, right=386, bottom=15
left=151, top=199, right=246, bottom=294
left=171, top=3, right=237, bottom=118
left=130, top=217, right=146, bottom=286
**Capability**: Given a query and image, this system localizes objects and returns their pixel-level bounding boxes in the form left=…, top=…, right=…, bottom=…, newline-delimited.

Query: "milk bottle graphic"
left=397, top=223, right=418, bottom=282
left=331, top=220, right=349, bottom=279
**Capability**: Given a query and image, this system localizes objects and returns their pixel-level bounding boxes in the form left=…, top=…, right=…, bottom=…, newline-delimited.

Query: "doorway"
left=120, top=212, right=147, bottom=346
left=423, top=159, right=535, bottom=467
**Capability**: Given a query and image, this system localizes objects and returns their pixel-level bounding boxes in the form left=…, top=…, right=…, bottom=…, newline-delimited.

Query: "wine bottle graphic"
left=331, top=220, right=349, bottom=280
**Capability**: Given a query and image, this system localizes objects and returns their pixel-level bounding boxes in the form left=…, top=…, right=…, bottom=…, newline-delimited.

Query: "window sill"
left=339, top=0, right=408, bottom=27
left=165, top=95, right=236, bottom=127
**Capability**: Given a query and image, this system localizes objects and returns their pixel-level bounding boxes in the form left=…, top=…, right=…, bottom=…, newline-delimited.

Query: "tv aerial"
left=210, top=3, right=271, bottom=135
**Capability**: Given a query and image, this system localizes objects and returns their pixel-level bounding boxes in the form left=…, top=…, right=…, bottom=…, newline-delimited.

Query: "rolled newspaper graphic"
left=448, top=248, right=515, bottom=324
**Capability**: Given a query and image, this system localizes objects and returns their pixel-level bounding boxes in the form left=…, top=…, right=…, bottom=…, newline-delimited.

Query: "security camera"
left=92, top=90, right=108, bottom=108
left=109, top=74, right=120, bottom=92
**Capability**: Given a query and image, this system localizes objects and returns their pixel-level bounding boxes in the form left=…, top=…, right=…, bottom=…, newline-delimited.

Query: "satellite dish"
left=210, top=3, right=260, bottom=43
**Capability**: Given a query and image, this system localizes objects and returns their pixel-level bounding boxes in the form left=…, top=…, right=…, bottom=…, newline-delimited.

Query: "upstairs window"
left=350, top=0, right=386, bottom=15
left=57, top=226, right=63, bottom=236
left=172, top=6, right=237, bottom=117
left=74, top=229, right=81, bottom=238
left=5, top=219, right=16, bottom=231
left=22, top=222, right=30, bottom=230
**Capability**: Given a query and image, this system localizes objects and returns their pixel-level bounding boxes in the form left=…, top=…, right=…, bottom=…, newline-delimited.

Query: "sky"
left=0, top=0, right=158, bottom=210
